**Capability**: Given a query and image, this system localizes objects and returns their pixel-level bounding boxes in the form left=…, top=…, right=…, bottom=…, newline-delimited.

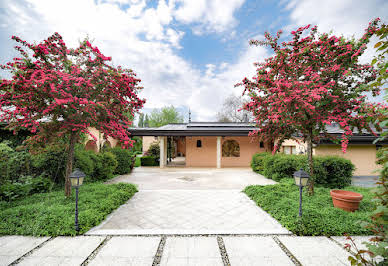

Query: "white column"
left=217, top=136, right=221, bottom=169
left=160, top=137, right=165, bottom=168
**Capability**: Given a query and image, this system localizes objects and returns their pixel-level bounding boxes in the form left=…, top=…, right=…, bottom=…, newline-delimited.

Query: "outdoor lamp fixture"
left=70, top=168, right=86, bottom=233
left=293, top=168, right=310, bottom=217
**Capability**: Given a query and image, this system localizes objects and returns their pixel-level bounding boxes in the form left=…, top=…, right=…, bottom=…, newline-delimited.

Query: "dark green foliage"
left=92, top=152, right=118, bottom=180
left=140, top=156, right=158, bottom=166
left=250, top=152, right=270, bottom=174
left=0, top=142, right=15, bottom=183
left=0, top=183, right=137, bottom=236
left=31, top=144, right=67, bottom=184
left=244, top=181, right=374, bottom=236
left=251, top=153, right=354, bottom=188
left=131, top=136, right=142, bottom=153
left=147, top=143, right=160, bottom=159
left=0, top=127, right=31, bottom=148
left=0, top=175, right=53, bottom=201
left=109, top=147, right=135, bottom=175
left=74, top=147, right=95, bottom=177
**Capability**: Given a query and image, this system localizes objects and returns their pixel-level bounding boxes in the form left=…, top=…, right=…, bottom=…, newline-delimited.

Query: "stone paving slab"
left=89, top=236, right=160, bottom=266
left=108, top=167, right=277, bottom=190
left=160, top=237, right=223, bottom=266
left=18, top=236, right=105, bottom=266
left=0, top=236, right=49, bottom=266
left=87, top=190, right=290, bottom=235
left=278, top=236, right=350, bottom=266
left=223, top=236, right=293, bottom=266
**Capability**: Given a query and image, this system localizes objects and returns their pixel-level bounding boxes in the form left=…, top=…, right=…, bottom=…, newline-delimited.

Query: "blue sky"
left=1, top=0, right=387, bottom=121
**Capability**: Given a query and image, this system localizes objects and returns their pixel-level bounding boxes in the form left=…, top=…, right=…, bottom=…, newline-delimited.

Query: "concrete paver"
left=18, top=236, right=104, bottom=266
left=108, top=167, right=276, bottom=190
left=0, top=236, right=49, bottom=266
left=87, top=190, right=290, bottom=235
left=160, top=237, right=223, bottom=266
left=278, top=236, right=350, bottom=266
left=89, top=237, right=160, bottom=266
left=223, top=236, right=293, bottom=266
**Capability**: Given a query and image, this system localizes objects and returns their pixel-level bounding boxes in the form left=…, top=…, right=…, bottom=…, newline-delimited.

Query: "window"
left=196, top=140, right=202, bottom=148
left=283, top=146, right=296, bottom=155
left=260, top=141, right=264, bottom=148
left=222, top=140, right=240, bottom=157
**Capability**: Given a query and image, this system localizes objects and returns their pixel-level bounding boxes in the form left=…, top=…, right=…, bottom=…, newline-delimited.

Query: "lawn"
left=244, top=179, right=375, bottom=236
left=0, top=182, right=137, bottom=236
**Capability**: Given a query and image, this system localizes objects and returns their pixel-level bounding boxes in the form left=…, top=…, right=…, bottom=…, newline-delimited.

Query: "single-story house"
left=130, top=122, right=387, bottom=176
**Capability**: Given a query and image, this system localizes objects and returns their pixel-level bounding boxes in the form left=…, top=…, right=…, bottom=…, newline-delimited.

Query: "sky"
left=0, top=0, right=387, bottom=122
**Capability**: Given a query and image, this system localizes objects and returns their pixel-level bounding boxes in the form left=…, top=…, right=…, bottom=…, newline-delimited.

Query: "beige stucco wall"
left=186, top=137, right=217, bottom=167
left=85, top=127, right=119, bottom=152
left=186, top=136, right=265, bottom=167
left=142, top=136, right=159, bottom=154
left=281, top=138, right=310, bottom=154
left=314, top=145, right=379, bottom=176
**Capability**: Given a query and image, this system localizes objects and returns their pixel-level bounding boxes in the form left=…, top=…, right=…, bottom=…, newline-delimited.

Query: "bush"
left=31, top=144, right=67, bottom=184
left=92, top=152, right=118, bottom=180
left=74, top=147, right=95, bottom=177
left=147, top=143, right=160, bottom=158
left=244, top=182, right=374, bottom=236
left=250, top=152, right=270, bottom=174
left=0, top=175, right=53, bottom=201
left=109, top=147, right=135, bottom=175
left=0, top=142, right=14, bottom=183
left=141, top=156, right=158, bottom=166
left=251, top=153, right=354, bottom=188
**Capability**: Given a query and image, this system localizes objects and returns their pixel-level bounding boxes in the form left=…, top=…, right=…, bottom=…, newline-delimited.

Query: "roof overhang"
left=128, top=128, right=255, bottom=137
left=318, top=134, right=388, bottom=145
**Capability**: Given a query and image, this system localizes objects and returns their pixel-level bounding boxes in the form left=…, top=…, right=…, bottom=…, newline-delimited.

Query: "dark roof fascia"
left=128, top=128, right=255, bottom=136
left=318, top=134, right=388, bottom=145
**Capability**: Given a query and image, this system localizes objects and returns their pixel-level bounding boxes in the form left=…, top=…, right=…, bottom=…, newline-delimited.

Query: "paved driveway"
left=88, top=167, right=288, bottom=235
left=107, top=167, right=277, bottom=190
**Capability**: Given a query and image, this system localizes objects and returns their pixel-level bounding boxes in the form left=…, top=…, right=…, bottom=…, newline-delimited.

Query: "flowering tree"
left=0, top=33, right=145, bottom=196
left=238, top=19, right=385, bottom=194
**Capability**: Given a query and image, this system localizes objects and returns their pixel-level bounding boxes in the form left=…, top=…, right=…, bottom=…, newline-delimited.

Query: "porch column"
left=160, top=136, right=167, bottom=168
left=217, top=136, right=221, bottom=168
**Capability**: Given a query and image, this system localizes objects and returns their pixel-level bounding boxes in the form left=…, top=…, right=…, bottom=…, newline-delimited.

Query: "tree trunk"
left=64, top=131, right=78, bottom=197
left=307, top=131, right=314, bottom=195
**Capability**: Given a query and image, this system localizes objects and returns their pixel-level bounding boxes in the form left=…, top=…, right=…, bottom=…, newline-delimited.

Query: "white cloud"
left=174, top=0, right=245, bottom=34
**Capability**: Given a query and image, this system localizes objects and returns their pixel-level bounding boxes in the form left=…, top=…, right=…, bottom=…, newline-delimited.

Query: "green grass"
left=244, top=179, right=375, bottom=236
left=0, top=182, right=137, bottom=236
left=134, top=156, right=141, bottom=167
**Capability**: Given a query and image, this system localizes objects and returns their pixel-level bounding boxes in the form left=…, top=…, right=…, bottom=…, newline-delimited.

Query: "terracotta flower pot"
left=330, top=190, right=363, bottom=212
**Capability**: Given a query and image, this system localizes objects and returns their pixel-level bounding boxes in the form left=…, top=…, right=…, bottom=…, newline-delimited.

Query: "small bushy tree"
left=0, top=33, right=144, bottom=196
left=238, top=19, right=385, bottom=194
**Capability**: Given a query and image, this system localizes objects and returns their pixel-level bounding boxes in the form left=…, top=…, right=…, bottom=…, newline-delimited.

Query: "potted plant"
left=330, top=190, right=363, bottom=212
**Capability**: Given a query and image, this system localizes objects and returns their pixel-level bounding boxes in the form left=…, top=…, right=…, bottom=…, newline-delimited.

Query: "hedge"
left=109, top=147, right=136, bottom=175
left=141, top=156, right=159, bottom=166
left=251, top=153, right=354, bottom=188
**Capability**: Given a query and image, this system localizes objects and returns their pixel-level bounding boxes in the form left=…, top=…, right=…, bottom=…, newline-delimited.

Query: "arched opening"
left=85, top=140, right=98, bottom=152
left=222, top=140, right=240, bottom=157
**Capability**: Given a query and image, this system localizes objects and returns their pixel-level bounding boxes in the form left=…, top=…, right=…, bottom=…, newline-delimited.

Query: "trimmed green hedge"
left=251, top=153, right=354, bottom=188
left=109, top=147, right=135, bottom=175
left=244, top=180, right=374, bottom=236
left=140, top=156, right=158, bottom=166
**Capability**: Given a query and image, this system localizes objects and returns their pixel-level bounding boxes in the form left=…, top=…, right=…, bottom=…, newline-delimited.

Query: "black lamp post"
left=69, top=168, right=85, bottom=233
left=293, top=168, right=310, bottom=217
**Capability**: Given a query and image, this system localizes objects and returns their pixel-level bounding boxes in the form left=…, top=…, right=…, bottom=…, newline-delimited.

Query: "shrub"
left=74, top=147, right=95, bottom=177
left=92, top=152, right=118, bottom=180
left=0, top=142, right=14, bottom=183
left=0, top=175, right=53, bottom=201
left=8, top=150, right=33, bottom=182
left=109, top=147, right=135, bottom=175
left=147, top=143, right=160, bottom=158
left=252, top=153, right=354, bottom=188
left=31, top=144, right=67, bottom=184
left=250, top=152, right=270, bottom=174
left=141, top=156, right=158, bottom=166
